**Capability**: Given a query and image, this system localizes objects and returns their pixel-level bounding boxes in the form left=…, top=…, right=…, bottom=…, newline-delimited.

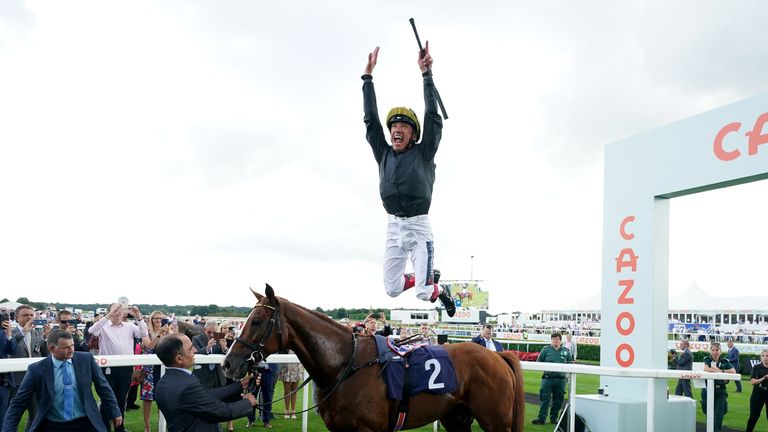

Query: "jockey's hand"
left=418, top=40, right=432, bottom=73
left=365, top=46, right=379, bottom=76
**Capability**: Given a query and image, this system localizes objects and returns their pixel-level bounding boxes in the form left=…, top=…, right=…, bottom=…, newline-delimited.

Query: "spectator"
left=471, top=325, right=502, bottom=352
left=726, top=339, right=742, bottom=393
left=247, top=362, right=278, bottom=428
left=746, top=349, right=768, bottom=432
left=278, top=349, right=303, bottom=419
left=0, top=312, right=17, bottom=424
left=1, top=329, right=123, bottom=432
left=192, top=321, right=228, bottom=391
left=364, top=312, right=392, bottom=336
left=563, top=333, right=578, bottom=361
left=353, top=322, right=366, bottom=336
left=10, top=304, right=48, bottom=431
left=532, top=332, right=573, bottom=426
left=141, top=311, right=172, bottom=432
left=701, top=342, right=738, bottom=432
left=154, top=334, right=257, bottom=432
left=88, top=304, right=149, bottom=432
left=674, top=339, right=693, bottom=398
left=418, top=322, right=435, bottom=345
left=56, top=310, right=88, bottom=352
left=219, top=321, right=238, bottom=432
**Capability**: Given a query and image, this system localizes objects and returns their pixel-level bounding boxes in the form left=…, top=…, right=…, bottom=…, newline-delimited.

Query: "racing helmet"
left=386, top=107, right=421, bottom=142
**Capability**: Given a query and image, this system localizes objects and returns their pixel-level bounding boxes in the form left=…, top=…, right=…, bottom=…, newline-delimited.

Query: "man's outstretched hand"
left=418, top=40, right=432, bottom=73
left=365, top=46, right=379, bottom=76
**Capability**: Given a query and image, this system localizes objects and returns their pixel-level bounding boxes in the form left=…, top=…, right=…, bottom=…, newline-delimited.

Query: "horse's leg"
left=440, top=405, right=473, bottom=432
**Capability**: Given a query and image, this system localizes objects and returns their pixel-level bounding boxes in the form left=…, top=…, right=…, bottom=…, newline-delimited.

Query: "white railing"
left=0, top=355, right=740, bottom=432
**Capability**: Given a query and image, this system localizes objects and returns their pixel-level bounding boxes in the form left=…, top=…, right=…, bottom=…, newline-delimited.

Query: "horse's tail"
left=498, top=351, right=525, bottom=432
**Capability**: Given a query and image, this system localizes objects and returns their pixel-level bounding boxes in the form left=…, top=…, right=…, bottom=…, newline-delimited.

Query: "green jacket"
left=538, top=345, right=573, bottom=379
left=703, top=356, right=733, bottom=390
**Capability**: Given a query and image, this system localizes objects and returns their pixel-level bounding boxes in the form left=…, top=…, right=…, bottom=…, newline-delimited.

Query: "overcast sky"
left=1, top=1, right=767, bottom=313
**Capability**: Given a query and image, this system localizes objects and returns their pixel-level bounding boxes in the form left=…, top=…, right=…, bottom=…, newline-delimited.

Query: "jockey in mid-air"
left=361, top=41, right=455, bottom=317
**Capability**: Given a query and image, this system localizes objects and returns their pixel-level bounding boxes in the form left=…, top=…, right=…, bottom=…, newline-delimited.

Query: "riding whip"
left=409, top=18, right=448, bottom=120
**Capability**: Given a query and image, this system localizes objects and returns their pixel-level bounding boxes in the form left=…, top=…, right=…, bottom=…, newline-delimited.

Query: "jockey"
left=361, top=42, right=455, bottom=317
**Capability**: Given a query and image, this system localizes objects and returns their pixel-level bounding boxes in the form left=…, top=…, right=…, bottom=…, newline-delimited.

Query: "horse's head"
left=223, top=283, right=286, bottom=379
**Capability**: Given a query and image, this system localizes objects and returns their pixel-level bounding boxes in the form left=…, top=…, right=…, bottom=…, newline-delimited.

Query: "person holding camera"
left=0, top=311, right=18, bottom=425
left=746, top=349, right=768, bottom=432
left=192, top=321, right=228, bottom=391
left=364, top=312, right=392, bottom=336
left=88, top=303, right=150, bottom=432
left=10, top=305, right=48, bottom=431
left=56, top=310, right=88, bottom=352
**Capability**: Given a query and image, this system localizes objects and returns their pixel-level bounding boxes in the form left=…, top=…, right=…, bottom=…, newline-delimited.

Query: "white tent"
left=0, top=300, right=23, bottom=311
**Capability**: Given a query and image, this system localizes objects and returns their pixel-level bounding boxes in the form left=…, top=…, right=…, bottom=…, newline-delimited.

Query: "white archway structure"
left=581, top=94, right=768, bottom=431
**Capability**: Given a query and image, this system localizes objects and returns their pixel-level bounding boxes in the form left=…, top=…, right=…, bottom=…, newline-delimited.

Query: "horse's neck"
left=283, top=303, right=353, bottom=387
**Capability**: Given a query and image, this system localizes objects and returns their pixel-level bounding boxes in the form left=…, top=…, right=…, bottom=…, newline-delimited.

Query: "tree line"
left=3, top=297, right=391, bottom=321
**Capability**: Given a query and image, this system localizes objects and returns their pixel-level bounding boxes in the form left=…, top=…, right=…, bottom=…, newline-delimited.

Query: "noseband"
left=235, top=302, right=284, bottom=366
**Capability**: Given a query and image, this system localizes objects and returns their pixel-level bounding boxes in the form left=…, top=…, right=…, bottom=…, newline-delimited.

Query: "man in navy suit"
left=471, top=325, right=503, bottom=352
left=2, top=329, right=122, bottom=432
left=154, top=333, right=258, bottom=432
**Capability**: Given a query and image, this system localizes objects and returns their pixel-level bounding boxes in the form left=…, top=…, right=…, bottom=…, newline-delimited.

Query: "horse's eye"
left=252, top=319, right=263, bottom=327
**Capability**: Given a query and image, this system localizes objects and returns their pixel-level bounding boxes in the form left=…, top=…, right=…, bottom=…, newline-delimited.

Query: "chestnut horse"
left=223, top=284, right=524, bottom=432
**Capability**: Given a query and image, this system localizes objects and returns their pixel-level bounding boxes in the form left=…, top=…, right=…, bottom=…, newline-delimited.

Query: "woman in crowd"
left=279, top=349, right=304, bottom=419
left=219, top=320, right=239, bottom=432
left=142, top=311, right=172, bottom=432
left=746, top=349, right=768, bottom=432
left=701, top=342, right=738, bottom=432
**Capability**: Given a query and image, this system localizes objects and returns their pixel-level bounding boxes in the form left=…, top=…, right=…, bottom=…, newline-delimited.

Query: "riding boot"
left=429, top=284, right=456, bottom=317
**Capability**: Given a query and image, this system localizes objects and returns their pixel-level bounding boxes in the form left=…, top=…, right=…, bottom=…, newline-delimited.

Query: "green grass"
left=13, top=372, right=758, bottom=431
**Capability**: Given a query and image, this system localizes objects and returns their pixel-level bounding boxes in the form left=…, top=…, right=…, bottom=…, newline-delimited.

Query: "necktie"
left=62, top=361, right=75, bottom=420
left=25, top=332, right=32, bottom=357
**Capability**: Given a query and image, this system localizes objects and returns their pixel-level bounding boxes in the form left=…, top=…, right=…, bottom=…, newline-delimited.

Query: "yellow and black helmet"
left=386, top=107, right=421, bottom=142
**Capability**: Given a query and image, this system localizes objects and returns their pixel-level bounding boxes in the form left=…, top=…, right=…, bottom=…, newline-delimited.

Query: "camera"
left=0, top=313, right=9, bottom=323
left=161, top=318, right=170, bottom=326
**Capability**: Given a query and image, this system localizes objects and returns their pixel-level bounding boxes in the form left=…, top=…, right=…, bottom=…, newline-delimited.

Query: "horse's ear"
left=265, top=283, right=276, bottom=303
left=250, top=286, right=264, bottom=301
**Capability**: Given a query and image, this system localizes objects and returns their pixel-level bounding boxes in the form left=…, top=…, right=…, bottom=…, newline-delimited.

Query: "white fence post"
left=706, top=378, right=714, bottom=432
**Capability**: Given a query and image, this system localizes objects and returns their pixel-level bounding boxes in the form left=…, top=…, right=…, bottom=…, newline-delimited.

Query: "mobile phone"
left=120, top=306, right=133, bottom=315
left=0, top=313, right=9, bottom=323
left=370, top=312, right=380, bottom=319
left=33, top=319, right=48, bottom=325
left=213, top=332, right=225, bottom=341
left=161, top=318, right=170, bottom=326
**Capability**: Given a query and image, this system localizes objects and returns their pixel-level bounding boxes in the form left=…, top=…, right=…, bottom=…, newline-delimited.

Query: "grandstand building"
left=540, top=284, right=768, bottom=328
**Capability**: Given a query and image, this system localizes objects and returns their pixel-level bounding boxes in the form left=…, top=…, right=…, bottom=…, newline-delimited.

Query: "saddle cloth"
left=374, top=335, right=458, bottom=399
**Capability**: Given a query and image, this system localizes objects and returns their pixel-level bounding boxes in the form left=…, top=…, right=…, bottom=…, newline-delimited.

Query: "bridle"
left=235, top=301, right=284, bottom=366
left=232, top=297, right=391, bottom=416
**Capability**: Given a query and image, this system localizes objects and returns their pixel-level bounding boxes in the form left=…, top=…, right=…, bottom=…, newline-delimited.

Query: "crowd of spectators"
left=0, top=303, right=256, bottom=431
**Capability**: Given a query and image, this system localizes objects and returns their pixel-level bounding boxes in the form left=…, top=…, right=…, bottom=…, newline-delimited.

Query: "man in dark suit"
left=9, top=305, right=49, bottom=431
left=727, top=339, right=742, bottom=392
left=155, top=333, right=257, bottom=432
left=674, top=339, right=693, bottom=397
left=2, top=329, right=123, bottom=432
left=471, top=324, right=503, bottom=352
left=192, top=321, right=229, bottom=389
